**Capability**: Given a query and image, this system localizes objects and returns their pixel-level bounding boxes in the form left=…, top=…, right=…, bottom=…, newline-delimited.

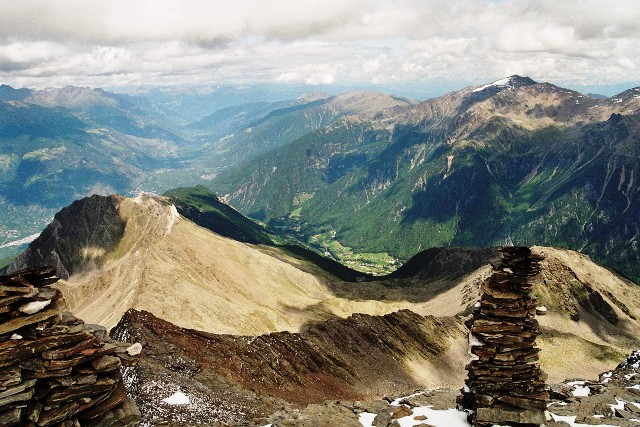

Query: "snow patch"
left=572, top=385, right=590, bottom=397
left=19, top=299, right=51, bottom=314
left=162, top=391, right=190, bottom=405
left=548, top=401, right=568, bottom=407
left=391, top=391, right=429, bottom=406
left=468, top=332, right=484, bottom=348
left=10, top=333, right=22, bottom=340
left=473, top=77, right=512, bottom=92
left=621, top=350, right=640, bottom=369
left=386, top=393, right=471, bottom=427
left=394, top=406, right=470, bottom=427
left=610, top=398, right=625, bottom=414
left=358, top=412, right=377, bottom=427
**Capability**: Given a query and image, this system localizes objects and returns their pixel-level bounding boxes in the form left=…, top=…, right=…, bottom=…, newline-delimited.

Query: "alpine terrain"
left=1, top=75, right=640, bottom=427
left=211, top=76, right=640, bottom=281
left=4, top=192, right=640, bottom=425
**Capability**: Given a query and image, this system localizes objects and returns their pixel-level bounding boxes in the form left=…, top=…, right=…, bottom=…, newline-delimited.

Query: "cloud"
left=0, top=0, right=638, bottom=91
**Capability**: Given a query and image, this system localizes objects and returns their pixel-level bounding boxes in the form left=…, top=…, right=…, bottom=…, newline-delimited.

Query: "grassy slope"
left=163, top=185, right=373, bottom=281
left=212, top=112, right=640, bottom=282
left=165, top=185, right=275, bottom=245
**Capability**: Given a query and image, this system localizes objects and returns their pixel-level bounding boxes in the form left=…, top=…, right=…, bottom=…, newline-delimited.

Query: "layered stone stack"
left=457, top=246, right=548, bottom=426
left=0, top=266, right=140, bottom=426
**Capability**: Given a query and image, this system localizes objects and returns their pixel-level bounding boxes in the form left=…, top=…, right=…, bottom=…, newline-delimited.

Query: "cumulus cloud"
left=0, top=0, right=638, bottom=92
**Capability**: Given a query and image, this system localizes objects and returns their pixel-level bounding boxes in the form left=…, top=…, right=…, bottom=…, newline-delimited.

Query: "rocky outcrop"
left=5, top=195, right=126, bottom=279
left=544, top=349, right=640, bottom=426
left=0, top=267, right=139, bottom=426
left=458, top=246, right=549, bottom=426
left=111, top=308, right=466, bottom=425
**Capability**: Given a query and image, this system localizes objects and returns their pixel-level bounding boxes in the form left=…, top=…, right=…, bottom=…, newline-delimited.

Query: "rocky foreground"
left=258, top=349, right=640, bottom=427
left=0, top=267, right=140, bottom=426
left=111, top=307, right=640, bottom=427
left=110, top=308, right=466, bottom=426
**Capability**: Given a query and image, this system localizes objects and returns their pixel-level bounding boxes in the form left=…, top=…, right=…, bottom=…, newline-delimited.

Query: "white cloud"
left=0, top=0, right=638, bottom=91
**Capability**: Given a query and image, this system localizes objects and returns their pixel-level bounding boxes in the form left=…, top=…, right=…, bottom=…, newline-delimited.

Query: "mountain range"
left=209, top=76, right=640, bottom=281
left=2, top=67, right=640, bottom=427
left=2, top=77, right=639, bottom=282
left=0, top=84, right=412, bottom=267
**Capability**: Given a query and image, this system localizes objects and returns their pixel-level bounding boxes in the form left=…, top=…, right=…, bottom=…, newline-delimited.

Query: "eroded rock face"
left=0, top=267, right=139, bottom=426
left=111, top=308, right=466, bottom=425
left=458, top=246, right=549, bottom=426
left=5, top=195, right=126, bottom=279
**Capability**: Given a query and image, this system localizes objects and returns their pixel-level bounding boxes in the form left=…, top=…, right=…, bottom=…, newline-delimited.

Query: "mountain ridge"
left=6, top=192, right=640, bottom=385
left=209, top=76, right=640, bottom=282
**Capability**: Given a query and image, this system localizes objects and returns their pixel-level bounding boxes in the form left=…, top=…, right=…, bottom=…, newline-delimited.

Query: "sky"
left=0, top=0, right=639, bottom=97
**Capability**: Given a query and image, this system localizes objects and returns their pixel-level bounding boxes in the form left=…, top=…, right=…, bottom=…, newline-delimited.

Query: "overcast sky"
left=0, top=0, right=638, bottom=96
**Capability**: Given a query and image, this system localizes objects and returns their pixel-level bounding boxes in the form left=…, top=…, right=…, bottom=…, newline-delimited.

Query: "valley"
left=1, top=77, right=639, bottom=282
left=4, top=191, right=640, bottom=425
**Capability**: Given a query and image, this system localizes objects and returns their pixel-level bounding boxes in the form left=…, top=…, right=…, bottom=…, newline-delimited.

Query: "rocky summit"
left=0, top=267, right=140, bottom=426
left=458, top=246, right=548, bottom=426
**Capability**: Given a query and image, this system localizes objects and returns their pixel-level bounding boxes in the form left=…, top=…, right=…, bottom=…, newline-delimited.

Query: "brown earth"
left=110, top=309, right=467, bottom=425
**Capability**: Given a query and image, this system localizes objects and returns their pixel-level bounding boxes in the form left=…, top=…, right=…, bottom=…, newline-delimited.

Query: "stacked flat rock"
left=457, top=246, right=549, bottom=427
left=0, top=266, right=140, bottom=426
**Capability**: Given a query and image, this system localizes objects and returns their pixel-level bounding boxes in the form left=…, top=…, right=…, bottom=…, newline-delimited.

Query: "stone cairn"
left=0, top=266, right=140, bottom=426
left=457, top=246, right=549, bottom=426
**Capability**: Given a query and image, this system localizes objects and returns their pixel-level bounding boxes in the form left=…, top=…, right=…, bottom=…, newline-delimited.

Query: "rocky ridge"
left=0, top=267, right=140, bottom=426
left=110, top=308, right=467, bottom=426
left=545, top=349, right=640, bottom=426
left=6, top=194, right=126, bottom=280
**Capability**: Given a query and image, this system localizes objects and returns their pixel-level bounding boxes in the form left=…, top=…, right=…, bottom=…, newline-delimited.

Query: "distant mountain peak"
left=472, top=75, right=537, bottom=93
left=25, top=85, right=118, bottom=108
left=298, top=92, right=331, bottom=103
left=0, top=83, right=31, bottom=101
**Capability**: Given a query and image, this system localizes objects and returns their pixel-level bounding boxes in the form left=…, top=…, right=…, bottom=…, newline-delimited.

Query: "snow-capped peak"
left=472, top=75, right=535, bottom=93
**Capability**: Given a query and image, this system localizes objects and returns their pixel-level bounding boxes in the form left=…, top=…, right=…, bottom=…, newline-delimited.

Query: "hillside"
left=211, top=77, right=640, bottom=281
left=193, top=91, right=416, bottom=171
left=6, top=193, right=640, bottom=388
left=109, top=240, right=640, bottom=425
left=164, top=185, right=275, bottom=245
left=4, top=193, right=437, bottom=333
